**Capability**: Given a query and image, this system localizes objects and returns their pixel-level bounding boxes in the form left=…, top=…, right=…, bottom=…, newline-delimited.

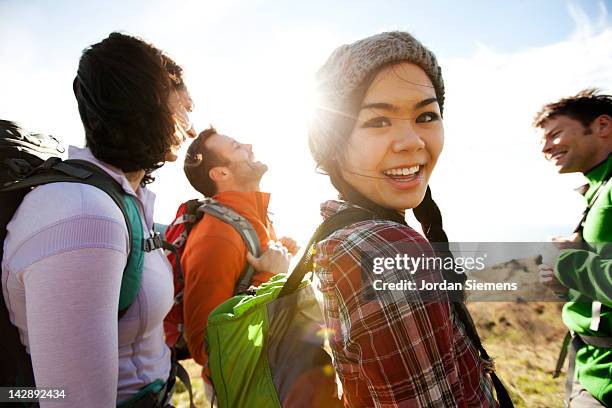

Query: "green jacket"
left=555, top=155, right=612, bottom=406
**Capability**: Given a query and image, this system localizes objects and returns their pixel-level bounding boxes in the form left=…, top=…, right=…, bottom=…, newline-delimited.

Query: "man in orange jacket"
left=180, top=126, right=297, bottom=400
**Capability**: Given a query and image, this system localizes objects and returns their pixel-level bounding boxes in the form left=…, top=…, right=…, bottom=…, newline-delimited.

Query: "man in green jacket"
left=535, top=89, right=612, bottom=407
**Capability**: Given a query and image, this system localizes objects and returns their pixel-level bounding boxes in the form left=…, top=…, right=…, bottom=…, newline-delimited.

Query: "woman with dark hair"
left=308, top=32, right=502, bottom=407
left=2, top=32, right=194, bottom=407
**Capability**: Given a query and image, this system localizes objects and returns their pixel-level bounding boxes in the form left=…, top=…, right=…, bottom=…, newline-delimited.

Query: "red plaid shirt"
left=314, top=200, right=496, bottom=407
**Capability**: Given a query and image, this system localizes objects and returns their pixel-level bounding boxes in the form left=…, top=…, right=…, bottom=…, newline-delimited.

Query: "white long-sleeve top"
left=1, top=146, right=173, bottom=407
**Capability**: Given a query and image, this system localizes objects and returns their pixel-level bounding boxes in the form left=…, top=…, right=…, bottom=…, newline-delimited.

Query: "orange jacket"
left=181, top=191, right=276, bottom=380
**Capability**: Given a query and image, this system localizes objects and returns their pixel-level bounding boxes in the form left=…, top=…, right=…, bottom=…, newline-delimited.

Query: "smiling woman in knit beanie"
left=307, top=31, right=511, bottom=407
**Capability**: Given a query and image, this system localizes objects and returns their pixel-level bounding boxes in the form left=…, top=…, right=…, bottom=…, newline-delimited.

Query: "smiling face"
left=338, top=62, right=444, bottom=211
left=539, top=115, right=603, bottom=174
left=205, top=133, right=268, bottom=191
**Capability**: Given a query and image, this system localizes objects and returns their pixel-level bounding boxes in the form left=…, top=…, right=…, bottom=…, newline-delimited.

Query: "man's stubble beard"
left=232, top=160, right=268, bottom=188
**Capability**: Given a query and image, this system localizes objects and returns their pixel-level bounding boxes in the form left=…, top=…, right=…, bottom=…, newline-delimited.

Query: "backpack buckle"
left=482, top=357, right=496, bottom=373
left=143, top=232, right=164, bottom=252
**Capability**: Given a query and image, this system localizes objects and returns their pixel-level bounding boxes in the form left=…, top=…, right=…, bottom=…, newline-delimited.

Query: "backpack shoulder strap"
left=278, top=207, right=377, bottom=298
left=2, top=158, right=128, bottom=231
left=197, top=199, right=261, bottom=294
left=574, top=175, right=612, bottom=234
left=2, top=158, right=144, bottom=317
left=184, top=199, right=203, bottom=234
left=65, top=160, right=145, bottom=316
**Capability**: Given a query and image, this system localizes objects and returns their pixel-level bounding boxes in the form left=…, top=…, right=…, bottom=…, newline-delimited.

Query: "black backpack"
left=0, top=121, right=64, bottom=397
left=0, top=121, right=197, bottom=408
left=0, top=121, right=152, bottom=401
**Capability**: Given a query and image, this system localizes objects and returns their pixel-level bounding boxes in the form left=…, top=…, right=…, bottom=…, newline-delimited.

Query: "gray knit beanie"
left=309, top=31, right=445, bottom=172
left=315, top=31, right=445, bottom=113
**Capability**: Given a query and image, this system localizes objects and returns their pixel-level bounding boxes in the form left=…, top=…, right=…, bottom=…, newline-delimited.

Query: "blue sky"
left=1, top=1, right=611, bottom=243
left=232, top=0, right=608, bottom=55
left=1, top=0, right=607, bottom=57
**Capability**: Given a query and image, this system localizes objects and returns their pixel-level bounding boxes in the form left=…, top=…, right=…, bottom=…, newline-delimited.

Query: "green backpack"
left=204, top=210, right=372, bottom=407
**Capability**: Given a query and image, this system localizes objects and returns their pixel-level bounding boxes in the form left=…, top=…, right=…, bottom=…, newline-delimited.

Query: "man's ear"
left=209, top=166, right=230, bottom=183
left=593, top=114, right=612, bottom=138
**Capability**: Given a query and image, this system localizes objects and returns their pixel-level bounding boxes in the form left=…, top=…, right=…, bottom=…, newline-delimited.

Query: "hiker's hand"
left=278, top=236, right=299, bottom=255
left=246, top=241, right=291, bottom=275
left=538, top=264, right=569, bottom=299
left=551, top=232, right=582, bottom=250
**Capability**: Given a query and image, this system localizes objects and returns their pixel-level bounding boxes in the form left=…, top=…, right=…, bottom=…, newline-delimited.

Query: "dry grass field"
left=468, top=301, right=567, bottom=408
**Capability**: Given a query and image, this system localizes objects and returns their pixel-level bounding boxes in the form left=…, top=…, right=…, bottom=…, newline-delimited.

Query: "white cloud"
left=568, top=0, right=610, bottom=39
left=437, top=8, right=611, bottom=240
